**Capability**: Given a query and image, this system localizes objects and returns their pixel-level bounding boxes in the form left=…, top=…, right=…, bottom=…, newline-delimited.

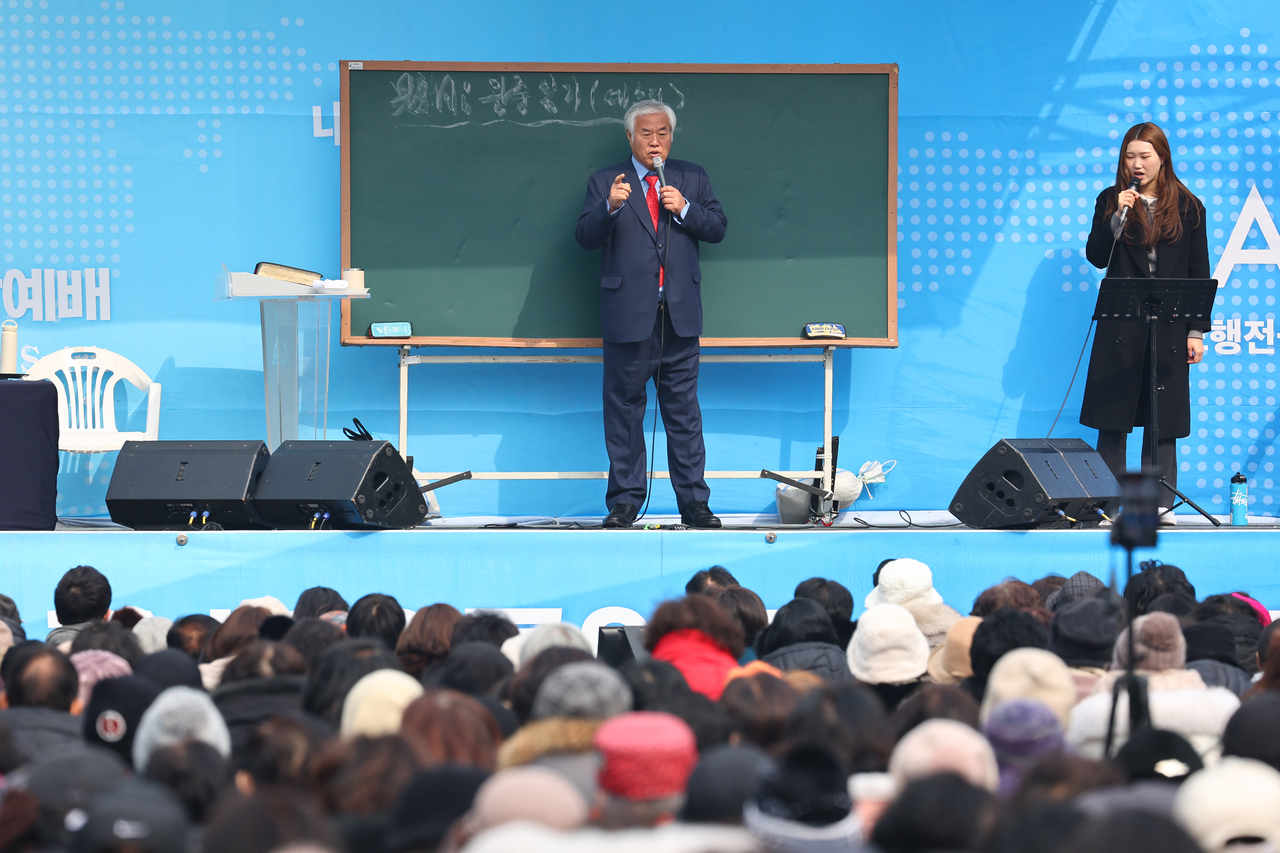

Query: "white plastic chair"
left=23, top=346, right=161, bottom=452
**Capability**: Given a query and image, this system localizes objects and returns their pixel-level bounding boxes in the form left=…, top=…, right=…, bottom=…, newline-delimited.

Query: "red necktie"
left=645, top=174, right=664, bottom=293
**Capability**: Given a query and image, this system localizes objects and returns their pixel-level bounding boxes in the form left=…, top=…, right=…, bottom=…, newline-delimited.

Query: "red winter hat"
left=594, top=711, right=698, bottom=800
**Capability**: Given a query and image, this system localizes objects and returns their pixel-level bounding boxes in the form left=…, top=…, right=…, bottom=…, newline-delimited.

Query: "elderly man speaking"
left=575, top=100, right=728, bottom=529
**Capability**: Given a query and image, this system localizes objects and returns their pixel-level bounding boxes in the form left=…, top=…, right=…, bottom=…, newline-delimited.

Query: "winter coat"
left=862, top=679, right=923, bottom=712
left=1186, top=659, right=1253, bottom=697
left=198, top=655, right=234, bottom=692
left=651, top=629, right=739, bottom=701
left=212, top=675, right=307, bottom=759
left=744, top=800, right=864, bottom=853
left=45, top=621, right=93, bottom=649
left=1091, top=668, right=1206, bottom=697
left=497, top=717, right=601, bottom=770
left=0, top=706, right=82, bottom=762
left=1069, top=667, right=1107, bottom=704
left=761, top=641, right=852, bottom=683
left=465, top=820, right=761, bottom=853
left=1081, top=188, right=1210, bottom=436
left=1067, top=686, right=1238, bottom=761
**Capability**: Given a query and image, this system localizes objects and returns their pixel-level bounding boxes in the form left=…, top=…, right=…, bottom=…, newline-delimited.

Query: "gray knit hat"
left=132, top=686, right=231, bottom=772
left=531, top=661, right=633, bottom=721
left=132, top=616, right=174, bottom=655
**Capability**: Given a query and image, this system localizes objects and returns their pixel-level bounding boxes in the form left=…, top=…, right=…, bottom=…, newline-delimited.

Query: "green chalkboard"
left=340, top=63, right=897, bottom=347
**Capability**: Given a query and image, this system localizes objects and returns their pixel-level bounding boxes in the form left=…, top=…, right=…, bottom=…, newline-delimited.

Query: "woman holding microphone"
left=1081, top=122, right=1210, bottom=523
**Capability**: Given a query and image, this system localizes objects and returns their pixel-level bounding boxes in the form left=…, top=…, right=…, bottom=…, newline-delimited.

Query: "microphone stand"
left=1104, top=542, right=1151, bottom=757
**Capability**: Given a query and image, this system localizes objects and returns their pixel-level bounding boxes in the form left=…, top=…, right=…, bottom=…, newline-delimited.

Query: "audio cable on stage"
left=1048, top=182, right=1136, bottom=440
left=1046, top=318, right=1096, bottom=439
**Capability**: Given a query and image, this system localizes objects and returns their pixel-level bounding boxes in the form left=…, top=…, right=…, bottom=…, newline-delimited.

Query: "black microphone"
left=1117, top=176, right=1142, bottom=227
left=652, top=155, right=668, bottom=189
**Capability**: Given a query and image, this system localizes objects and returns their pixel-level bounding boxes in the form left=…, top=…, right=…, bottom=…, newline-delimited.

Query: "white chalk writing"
left=387, top=72, right=685, bottom=128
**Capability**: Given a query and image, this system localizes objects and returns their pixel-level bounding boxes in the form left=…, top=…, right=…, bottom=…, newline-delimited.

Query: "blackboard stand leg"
left=823, top=346, right=834, bottom=503
left=398, top=346, right=410, bottom=458
left=395, top=347, right=840, bottom=521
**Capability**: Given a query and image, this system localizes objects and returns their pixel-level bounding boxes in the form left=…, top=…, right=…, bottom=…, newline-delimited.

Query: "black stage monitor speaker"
left=950, top=438, right=1122, bottom=529
left=106, top=440, right=270, bottom=530
left=252, top=440, right=426, bottom=530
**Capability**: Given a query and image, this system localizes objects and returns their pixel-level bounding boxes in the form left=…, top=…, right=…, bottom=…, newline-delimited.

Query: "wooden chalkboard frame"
left=339, top=61, right=898, bottom=349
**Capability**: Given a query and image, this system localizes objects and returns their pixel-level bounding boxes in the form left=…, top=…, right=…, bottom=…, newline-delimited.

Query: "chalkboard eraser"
left=370, top=322, right=412, bottom=338
left=803, top=323, right=846, bottom=340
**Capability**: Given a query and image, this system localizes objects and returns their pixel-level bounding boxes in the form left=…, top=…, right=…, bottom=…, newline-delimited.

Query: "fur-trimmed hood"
left=901, top=599, right=963, bottom=647
left=1067, top=686, right=1240, bottom=762
left=497, top=717, right=601, bottom=769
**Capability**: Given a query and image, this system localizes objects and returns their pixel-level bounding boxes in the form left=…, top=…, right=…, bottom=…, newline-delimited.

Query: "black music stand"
left=1093, top=278, right=1220, bottom=525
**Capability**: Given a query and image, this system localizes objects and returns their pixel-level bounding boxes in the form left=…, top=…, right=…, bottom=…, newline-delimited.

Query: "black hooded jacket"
left=756, top=599, right=852, bottom=682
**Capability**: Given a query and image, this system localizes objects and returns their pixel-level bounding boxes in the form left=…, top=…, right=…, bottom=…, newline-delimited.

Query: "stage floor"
left=6, top=511, right=1280, bottom=638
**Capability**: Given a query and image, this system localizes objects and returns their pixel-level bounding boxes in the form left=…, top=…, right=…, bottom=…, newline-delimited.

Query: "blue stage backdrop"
left=2, top=0, right=1279, bottom=520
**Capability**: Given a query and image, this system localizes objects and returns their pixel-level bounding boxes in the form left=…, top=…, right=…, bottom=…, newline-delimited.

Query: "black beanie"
left=969, top=608, right=1049, bottom=680
left=1048, top=598, right=1121, bottom=669
left=133, top=649, right=203, bottom=691
left=682, top=745, right=772, bottom=824
left=82, top=675, right=163, bottom=767
left=754, top=745, right=852, bottom=826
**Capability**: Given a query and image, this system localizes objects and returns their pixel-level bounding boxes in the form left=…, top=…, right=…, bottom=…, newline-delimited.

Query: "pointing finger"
left=612, top=174, right=626, bottom=186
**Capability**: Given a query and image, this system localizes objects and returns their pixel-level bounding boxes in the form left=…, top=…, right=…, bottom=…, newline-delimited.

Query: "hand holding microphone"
left=651, top=155, right=686, bottom=213
left=1117, top=176, right=1142, bottom=226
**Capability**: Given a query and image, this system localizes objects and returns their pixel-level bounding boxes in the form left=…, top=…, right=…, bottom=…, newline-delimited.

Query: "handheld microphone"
left=652, top=155, right=668, bottom=189
left=1117, top=176, right=1142, bottom=227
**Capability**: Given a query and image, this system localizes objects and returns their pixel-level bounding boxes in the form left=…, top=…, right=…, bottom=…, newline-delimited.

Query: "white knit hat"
left=1174, top=757, right=1280, bottom=853
left=979, top=648, right=1077, bottom=728
left=865, top=559, right=944, bottom=610
left=848, top=604, right=929, bottom=685
left=340, top=669, right=425, bottom=738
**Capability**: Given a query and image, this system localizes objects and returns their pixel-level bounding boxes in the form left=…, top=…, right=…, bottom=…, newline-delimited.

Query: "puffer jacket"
left=1187, top=659, right=1253, bottom=697
left=212, top=675, right=307, bottom=760
left=761, top=641, right=852, bottom=683
left=0, top=706, right=82, bottom=762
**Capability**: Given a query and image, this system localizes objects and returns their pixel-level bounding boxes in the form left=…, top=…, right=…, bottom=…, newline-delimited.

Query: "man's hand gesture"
left=608, top=174, right=631, bottom=213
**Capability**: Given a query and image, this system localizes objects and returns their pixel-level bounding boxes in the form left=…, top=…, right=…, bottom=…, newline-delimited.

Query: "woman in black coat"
left=1082, top=122, right=1210, bottom=511
left=754, top=598, right=852, bottom=682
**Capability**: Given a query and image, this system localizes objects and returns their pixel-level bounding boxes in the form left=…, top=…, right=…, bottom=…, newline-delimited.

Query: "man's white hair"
left=624, top=99, right=677, bottom=137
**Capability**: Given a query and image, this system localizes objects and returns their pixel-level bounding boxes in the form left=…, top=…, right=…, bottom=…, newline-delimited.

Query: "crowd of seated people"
left=0, top=559, right=1276, bottom=853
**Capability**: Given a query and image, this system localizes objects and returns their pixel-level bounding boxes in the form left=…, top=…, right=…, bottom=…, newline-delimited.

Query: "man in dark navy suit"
left=575, top=100, right=727, bottom=529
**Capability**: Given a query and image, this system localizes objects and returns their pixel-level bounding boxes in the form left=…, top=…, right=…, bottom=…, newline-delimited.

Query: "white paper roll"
left=0, top=320, right=17, bottom=374
left=341, top=268, right=365, bottom=289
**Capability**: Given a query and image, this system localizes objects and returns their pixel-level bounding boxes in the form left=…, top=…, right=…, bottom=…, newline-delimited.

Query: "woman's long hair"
left=1104, top=122, right=1200, bottom=249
